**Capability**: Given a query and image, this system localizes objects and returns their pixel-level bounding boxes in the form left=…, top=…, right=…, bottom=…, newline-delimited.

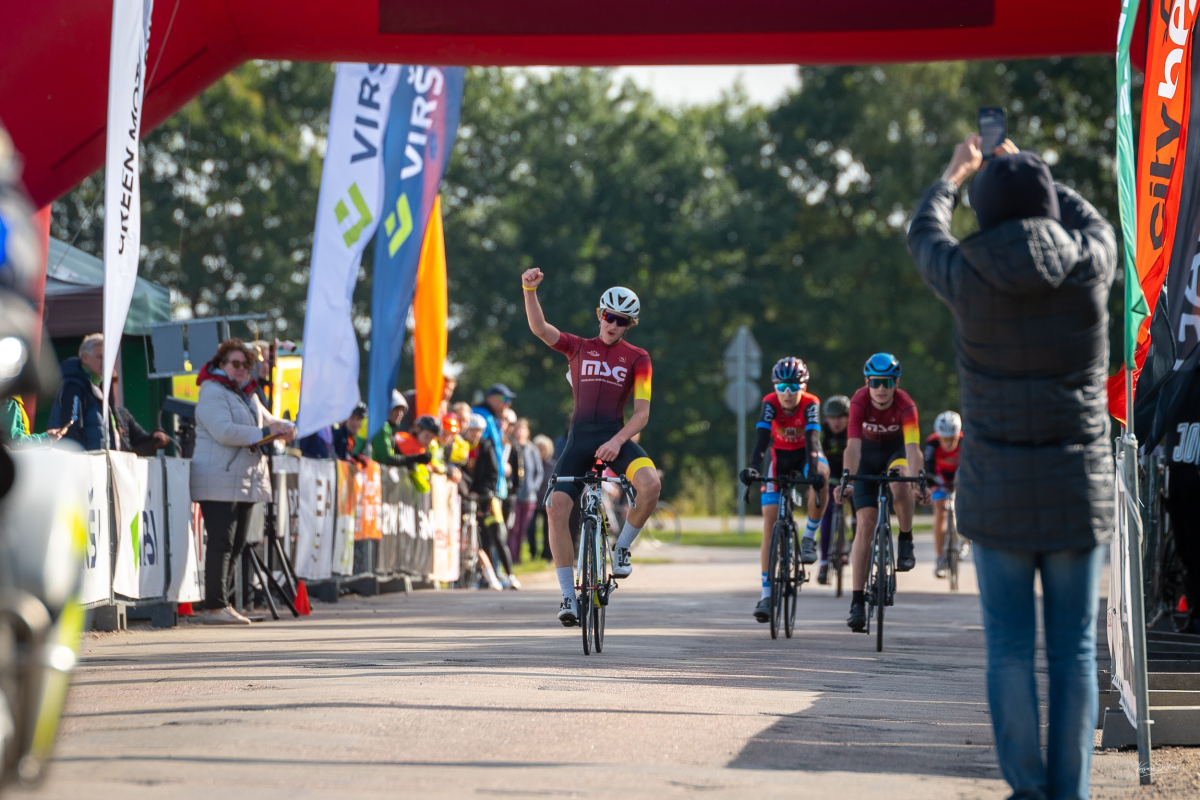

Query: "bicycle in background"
left=828, top=500, right=854, bottom=598
left=742, top=472, right=821, bottom=640
left=837, top=468, right=925, bottom=652
left=544, top=464, right=637, bottom=655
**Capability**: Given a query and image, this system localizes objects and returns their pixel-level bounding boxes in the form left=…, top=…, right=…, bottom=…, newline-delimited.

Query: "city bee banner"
left=297, top=64, right=403, bottom=437
left=367, top=66, right=464, bottom=435
left=102, top=0, right=153, bottom=433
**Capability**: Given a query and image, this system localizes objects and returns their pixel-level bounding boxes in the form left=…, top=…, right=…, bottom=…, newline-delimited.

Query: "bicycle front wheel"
left=593, top=530, right=608, bottom=653
left=768, top=524, right=786, bottom=640
left=833, top=506, right=846, bottom=598
left=579, top=521, right=594, bottom=655
left=785, top=529, right=799, bottom=638
left=946, top=509, right=960, bottom=593
left=875, top=524, right=889, bottom=653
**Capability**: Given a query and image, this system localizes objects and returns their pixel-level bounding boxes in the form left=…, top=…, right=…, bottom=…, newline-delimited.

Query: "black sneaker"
left=847, top=599, right=867, bottom=631
left=817, top=563, right=829, bottom=585
left=897, top=538, right=916, bottom=572
left=753, top=596, right=771, bottom=623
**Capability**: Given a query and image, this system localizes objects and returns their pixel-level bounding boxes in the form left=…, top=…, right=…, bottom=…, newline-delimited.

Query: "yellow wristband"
left=523, top=285, right=537, bottom=291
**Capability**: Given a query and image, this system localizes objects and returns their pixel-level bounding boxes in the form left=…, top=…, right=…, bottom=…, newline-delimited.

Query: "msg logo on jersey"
left=582, top=360, right=628, bottom=381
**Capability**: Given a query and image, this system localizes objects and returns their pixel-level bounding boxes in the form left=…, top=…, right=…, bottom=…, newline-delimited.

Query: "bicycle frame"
left=743, top=471, right=821, bottom=639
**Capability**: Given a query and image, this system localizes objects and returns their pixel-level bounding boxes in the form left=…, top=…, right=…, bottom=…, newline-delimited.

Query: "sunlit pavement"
left=28, top=535, right=1151, bottom=799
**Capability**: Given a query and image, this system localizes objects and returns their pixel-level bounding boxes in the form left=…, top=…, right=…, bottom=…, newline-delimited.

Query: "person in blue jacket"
left=473, top=383, right=515, bottom=500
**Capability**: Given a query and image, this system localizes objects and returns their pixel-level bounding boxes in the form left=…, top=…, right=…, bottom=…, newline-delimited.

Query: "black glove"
left=810, top=473, right=826, bottom=492
left=411, top=450, right=433, bottom=465
left=739, top=468, right=758, bottom=486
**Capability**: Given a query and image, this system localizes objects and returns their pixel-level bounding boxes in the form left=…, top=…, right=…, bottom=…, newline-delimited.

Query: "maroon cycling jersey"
left=848, top=387, right=920, bottom=447
left=553, top=332, right=652, bottom=427
left=923, top=432, right=962, bottom=484
left=756, top=392, right=820, bottom=451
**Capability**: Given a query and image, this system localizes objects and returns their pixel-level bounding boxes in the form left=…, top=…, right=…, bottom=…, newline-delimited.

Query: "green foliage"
left=51, top=58, right=1121, bottom=509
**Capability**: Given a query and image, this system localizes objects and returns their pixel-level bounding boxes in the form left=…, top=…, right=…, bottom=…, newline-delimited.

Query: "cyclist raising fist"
left=521, top=268, right=661, bottom=626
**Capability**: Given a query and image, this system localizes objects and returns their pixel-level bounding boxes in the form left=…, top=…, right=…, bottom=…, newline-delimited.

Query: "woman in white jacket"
left=190, top=339, right=294, bottom=624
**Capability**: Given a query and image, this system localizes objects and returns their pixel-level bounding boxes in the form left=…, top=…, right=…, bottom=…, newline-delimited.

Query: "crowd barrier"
left=61, top=450, right=463, bottom=628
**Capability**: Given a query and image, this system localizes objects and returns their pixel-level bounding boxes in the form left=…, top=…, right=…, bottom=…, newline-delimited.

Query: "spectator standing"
left=450, top=401, right=472, bottom=434
left=465, top=412, right=518, bottom=588
left=508, top=418, right=543, bottom=563
left=332, top=402, right=368, bottom=463
left=907, top=134, right=1115, bottom=800
left=190, top=338, right=295, bottom=625
left=1, top=396, right=66, bottom=446
left=47, top=332, right=108, bottom=450
left=531, top=434, right=556, bottom=560
left=473, top=383, right=515, bottom=501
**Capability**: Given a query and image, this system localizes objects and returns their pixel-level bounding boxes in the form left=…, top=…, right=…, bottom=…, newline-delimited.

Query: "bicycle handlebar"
left=543, top=468, right=638, bottom=509
left=835, top=469, right=928, bottom=500
left=740, top=471, right=823, bottom=511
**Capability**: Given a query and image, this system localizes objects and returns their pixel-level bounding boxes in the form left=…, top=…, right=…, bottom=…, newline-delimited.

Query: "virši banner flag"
left=297, top=64, right=403, bottom=437
left=367, top=67, right=464, bottom=436
left=412, top=196, right=448, bottom=418
left=1107, top=0, right=1196, bottom=425
left=102, top=0, right=153, bottom=443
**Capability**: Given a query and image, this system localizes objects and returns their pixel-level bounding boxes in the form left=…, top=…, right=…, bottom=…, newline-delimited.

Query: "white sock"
left=616, top=521, right=642, bottom=551
left=761, top=571, right=771, bottom=599
left=556, top=567, right=575, bottom=600
left=803, top=517, right=820, bottom=540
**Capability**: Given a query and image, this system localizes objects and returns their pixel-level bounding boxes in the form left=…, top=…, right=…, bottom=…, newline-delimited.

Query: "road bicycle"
left=455, top=495, right=483, bottom=589
left=828, top=500, right=855, bottom=598
left=742, top=472, right=821, bottom=640
left=544, top=464, right=636, bottom=655
left=837, top=468, right=926, bottom=652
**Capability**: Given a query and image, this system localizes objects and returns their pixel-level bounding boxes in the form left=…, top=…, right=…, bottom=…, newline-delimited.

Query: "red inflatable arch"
left=5, top=0, right=1119, bottom=206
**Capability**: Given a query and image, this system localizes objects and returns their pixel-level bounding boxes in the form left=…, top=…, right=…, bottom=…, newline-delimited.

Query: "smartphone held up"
left=978, top=107, right=1007, bottom=159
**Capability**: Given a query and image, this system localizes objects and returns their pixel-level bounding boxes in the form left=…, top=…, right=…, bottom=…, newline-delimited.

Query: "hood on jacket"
left=969, top=151, right=1060, bottom=231
left=958, top=217, right=1083, bottom=295
left=59, top=356, right=96, bottom=387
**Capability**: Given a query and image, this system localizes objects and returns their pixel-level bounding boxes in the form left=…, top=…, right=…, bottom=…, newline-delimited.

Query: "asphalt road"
left=29, top=536, right=1158, bottom=799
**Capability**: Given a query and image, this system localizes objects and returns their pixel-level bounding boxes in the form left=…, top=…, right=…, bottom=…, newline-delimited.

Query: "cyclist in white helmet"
left=521, top=269, right=661, bottom=627
left=923, top=410, right=963, bottom=578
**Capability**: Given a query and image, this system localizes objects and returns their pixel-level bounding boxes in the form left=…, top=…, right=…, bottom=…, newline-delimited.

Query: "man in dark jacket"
left=908, top=134, right=1115, bottom=800
left=47, top=333, right=107, bottom=450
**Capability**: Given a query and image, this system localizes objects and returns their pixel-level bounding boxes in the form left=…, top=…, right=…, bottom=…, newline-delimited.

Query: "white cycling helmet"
left=599, top=286, right=640, bottom=320
left=934, top=410, right=962, bottom=438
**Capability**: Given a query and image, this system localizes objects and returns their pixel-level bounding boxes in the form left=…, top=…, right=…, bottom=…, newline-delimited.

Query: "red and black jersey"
left=848, top=387, right=920, bottom=447
left=923, top=432, right=962, bottom=484
left=553, top=332, right=652, bottom=427
left=756, top=392, right=820, bottom=451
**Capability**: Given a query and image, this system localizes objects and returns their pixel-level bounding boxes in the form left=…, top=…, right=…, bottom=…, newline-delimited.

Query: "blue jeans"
left=973, top=543, right=1106, bottom=800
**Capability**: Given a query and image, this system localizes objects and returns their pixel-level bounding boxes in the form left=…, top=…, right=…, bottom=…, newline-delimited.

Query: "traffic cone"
left=295, top=581, right=312, bottom=616
left=177, top=602, right=194, bottom=617
left=1179, top=596, right=1190, bottom=613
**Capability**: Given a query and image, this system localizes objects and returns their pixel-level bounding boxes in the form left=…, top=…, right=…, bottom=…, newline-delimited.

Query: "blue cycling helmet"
left=863, top=352, right=902, bottom=378
left=772, top=357, right=809, bottom=384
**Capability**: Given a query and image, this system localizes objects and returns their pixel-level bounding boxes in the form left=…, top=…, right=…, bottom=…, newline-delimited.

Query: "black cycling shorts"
left=852, top=440, right=909, bottom=512
left=551, top=423, right=655, bottom=501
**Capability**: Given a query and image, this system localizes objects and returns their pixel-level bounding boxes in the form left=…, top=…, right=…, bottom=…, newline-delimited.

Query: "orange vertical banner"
left=412, top=195, right=447, bottom=418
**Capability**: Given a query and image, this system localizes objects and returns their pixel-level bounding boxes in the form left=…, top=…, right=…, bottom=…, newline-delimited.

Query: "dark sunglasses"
left=774, top=382, right=802, bottom=394
left=602, top=312, right=632, bottom=327
left=224, top=359, right=249, bottom=369
left=868, top=377, right=896, bottom=389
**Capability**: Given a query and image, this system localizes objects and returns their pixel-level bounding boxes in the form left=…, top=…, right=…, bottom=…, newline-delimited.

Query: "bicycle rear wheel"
left=875, top=523, right=889, bottom=653
left=768, top=523, right=785, bottom=640
left=579, top=521, right=594, bottom=655
left=645, top=501, right=683, bottom=547
left=785, top=528, right=799, bottom=638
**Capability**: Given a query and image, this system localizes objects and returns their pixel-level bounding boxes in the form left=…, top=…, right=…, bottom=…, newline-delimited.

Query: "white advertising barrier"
left=81, top=453, right=113, bottom=606
left=163, top=458, right=202, bottom=603
left=1108, top=449, right=1139, bottom=728
left=274, top=455, right=301, bottom=562
left=429, top=474, right=460, bottom=583
left=109, top=452, right=146, bottom=598
left=295, top=458, right=336, bottom=580
left=332, top=461, right=356, bottom=576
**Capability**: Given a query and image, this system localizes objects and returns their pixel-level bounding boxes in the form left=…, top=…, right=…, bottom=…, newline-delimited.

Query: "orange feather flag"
left=412, top=195, right=447, bottom=418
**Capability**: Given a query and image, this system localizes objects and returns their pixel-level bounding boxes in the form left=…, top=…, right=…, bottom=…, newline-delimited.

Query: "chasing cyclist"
left=521, top=268, right=661, bottom=626
left=924, top=410, right=963, bottom=579
left=739, top=357, right=829, bottom=624
left=817, top=394, right=851, bottom=585
left=833, top=353, right=927, bottom=632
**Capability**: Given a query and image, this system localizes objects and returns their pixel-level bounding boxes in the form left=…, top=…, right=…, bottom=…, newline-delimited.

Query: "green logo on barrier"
left=334, top=183, right=373, bottom=247
left=131, top=513, right=140, bottom=571
left=384, top=193, right=413, bottom=257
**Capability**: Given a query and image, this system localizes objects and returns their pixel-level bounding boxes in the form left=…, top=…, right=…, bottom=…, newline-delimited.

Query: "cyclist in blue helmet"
left=833, top=353, right=929, bottom=632
left=740, top=356, right=830, bottom=623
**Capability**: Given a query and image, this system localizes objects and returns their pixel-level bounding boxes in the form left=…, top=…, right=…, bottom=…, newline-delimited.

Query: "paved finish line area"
left=36, top=539, right=1152, bottom=799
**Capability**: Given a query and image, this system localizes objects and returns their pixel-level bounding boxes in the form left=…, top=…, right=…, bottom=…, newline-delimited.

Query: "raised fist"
left=521, top=268, right=544, bottom=289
